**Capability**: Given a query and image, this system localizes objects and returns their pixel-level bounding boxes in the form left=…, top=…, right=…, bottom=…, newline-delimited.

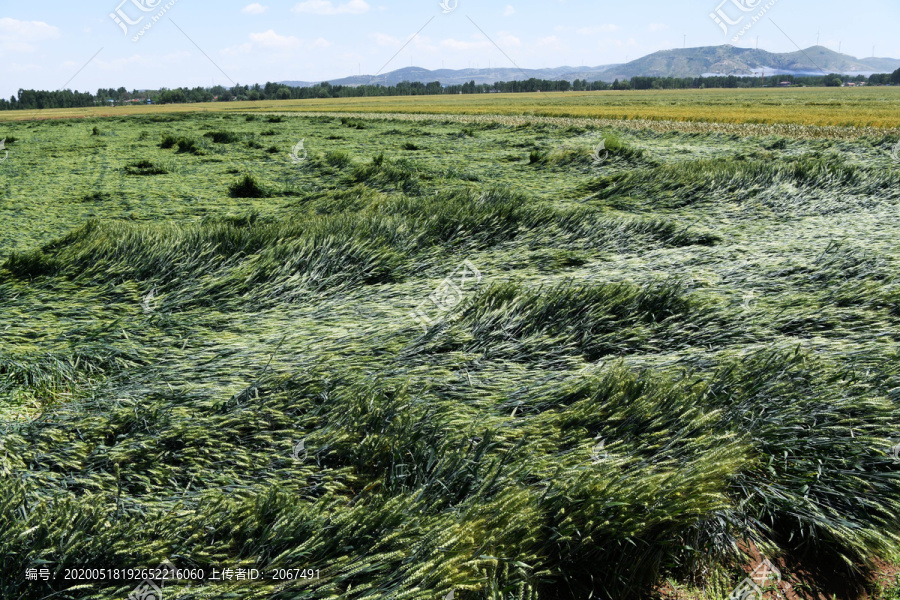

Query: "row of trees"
left=2, top=68, right=899, bottom=110
left=2, top=89, right=96, bottom=110
left=621, top=71, right=900, bottom=90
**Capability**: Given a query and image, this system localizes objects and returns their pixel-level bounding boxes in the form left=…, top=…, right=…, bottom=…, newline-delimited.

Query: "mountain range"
left=280, top=45, right=900, bottom=87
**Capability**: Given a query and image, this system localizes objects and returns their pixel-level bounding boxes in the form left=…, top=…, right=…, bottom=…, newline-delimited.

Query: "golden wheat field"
left=239, top=88, right=900, bottom=128
left=2, top=87, right=900, bottom=130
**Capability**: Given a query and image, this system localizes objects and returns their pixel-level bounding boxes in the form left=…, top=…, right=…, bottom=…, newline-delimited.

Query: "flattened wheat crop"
left=2, top=111, right=900, bottom=600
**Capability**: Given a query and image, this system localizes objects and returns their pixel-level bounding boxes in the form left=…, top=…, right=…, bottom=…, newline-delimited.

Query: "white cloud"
left=576, top=25, right=619, bottom=35
left=222, top=42, right=254, bottom=56
left=242, top=3, right=268, bottom=14
left=371, top=31, right=435, bottom=53
left=250, top=29, right=304, bottom=49
left=503, top=5, right=515, bottom=16
left=593, top=37, right=640, bottom=51
left=497, top=31, right=521, bottom=47
left=649, top=23, right=669, bottom=32
left=371, top=32, right=399, bottom=46
left=440, top=38, right=491, bottom=51
left=412, top=35, right=438, bottom=53
left=5, top=62, right=43, bottom=73
left=441, top=30, right=519, bottom=52
left=536, top=35, right=561, bottom=48
left=291, top=0, right=369, bottom=15
left=0, top=17, right=60, bottom=52
left=222, top=30, right=331, bottom=56
left=93, top=52, right=192, bottom=72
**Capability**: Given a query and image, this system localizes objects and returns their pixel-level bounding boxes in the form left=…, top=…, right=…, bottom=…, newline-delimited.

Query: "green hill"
left=601, top=45, right=900, bottom=79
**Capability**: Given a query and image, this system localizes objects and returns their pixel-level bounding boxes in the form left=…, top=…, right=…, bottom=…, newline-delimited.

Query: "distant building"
left=778, top=81, right=791, bottom=86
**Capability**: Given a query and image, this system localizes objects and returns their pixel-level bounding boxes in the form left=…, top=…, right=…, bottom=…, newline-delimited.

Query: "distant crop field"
left=2, top=87, right=900, bottom=129
left=241, top=88, right=900, bottom=128
left=2, top=110, right=900, bottom=599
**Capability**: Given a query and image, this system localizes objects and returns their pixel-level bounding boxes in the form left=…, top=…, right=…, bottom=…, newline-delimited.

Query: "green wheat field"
left=2, top=110, right=900, bottom=599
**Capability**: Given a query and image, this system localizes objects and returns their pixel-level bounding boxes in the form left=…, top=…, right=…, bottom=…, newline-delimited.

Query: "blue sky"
left=1, top=0, right=898, bottom=98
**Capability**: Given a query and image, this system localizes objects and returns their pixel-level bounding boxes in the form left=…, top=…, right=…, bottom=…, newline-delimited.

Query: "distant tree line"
left=1, top=89, right=97, bottom=110
left=622, top=70, right=900, bottom=89
left=2, top=67, right=899, bottom=111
